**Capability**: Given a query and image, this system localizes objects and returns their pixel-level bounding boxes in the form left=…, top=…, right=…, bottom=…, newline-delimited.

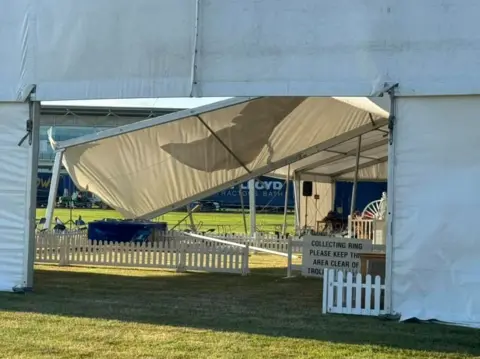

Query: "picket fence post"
left=242, top=244, right=250, bottom=276
left=59, top=234, right=69, bottom=266
left=176, top=239, right=187, bottom=273
left=322, top=268, right=329, bottom=314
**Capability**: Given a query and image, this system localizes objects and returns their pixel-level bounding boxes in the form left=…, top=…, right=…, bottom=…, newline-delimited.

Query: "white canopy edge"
left=53, top=96, right=389, bottom=219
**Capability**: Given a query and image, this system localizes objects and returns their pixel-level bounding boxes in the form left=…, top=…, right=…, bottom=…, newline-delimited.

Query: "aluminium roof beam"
left=54, top=97, right=259, bottom=150
left=301, top=156, right=388, bottom=179
left=329, top=155, right=389, bottom=178
left=323, top=148, right=378, bottom=161
left=40, top=105, right=181, bottom=119
left=295, top=138, right=388, bottom=174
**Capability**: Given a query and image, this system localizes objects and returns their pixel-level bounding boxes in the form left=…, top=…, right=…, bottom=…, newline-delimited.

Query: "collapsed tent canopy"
left=53, top=96, right=390, bottom=219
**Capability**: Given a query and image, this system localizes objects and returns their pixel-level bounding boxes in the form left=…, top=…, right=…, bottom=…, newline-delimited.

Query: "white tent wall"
left=0, top=0, right=32, bottom=101
left=0, top=101, right=38, bottom=292
left=392, top=95, right=480, bottom=328
left=298, top=181, right=333, bottom=231
left=3, top=1, right=480, bottom=101
left=55, top=97, right=388, bottom=219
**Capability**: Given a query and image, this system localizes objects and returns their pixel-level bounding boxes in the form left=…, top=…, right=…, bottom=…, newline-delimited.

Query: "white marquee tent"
left=2, top=0, right=480, bottom=328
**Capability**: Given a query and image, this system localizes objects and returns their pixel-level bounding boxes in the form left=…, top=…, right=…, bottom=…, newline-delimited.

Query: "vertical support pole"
left=350, top=135, right=362, bottom=216
left=44, top=150, right=64, bottom=230
left=347, top=215, right=353, bottom=238
left=331, top=180, right=337, bottom=214
left=287, top=236, right=293, bottom=277
left=385, top=85, right=398, bottom=315
left=304, top=196, right=308, bottom=232
left=24, top=100, right=41, bottom=289
left=242, top=244, right=250, bottom=276
left=248, top=179, right=256, bottom=237
left=239, top=184, right=248, bottom=234
left=282, top=165, right=291, bottom=236
left=293, top=173, right=301, bottom=235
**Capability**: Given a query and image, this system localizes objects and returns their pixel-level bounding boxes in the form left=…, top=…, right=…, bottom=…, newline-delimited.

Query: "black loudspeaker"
left=302, top=181, right=313, bottom=197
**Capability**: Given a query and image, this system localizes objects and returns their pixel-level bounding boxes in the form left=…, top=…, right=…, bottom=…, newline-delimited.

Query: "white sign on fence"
left=302, top=235, right=372, bottom=278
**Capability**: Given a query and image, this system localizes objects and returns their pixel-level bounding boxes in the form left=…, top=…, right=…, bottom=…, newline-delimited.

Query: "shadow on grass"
left=1, top=267, right=479, bottom=356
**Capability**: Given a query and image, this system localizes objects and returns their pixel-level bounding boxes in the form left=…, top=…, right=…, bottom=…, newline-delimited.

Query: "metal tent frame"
left=45, top=101, right=389, bottom=225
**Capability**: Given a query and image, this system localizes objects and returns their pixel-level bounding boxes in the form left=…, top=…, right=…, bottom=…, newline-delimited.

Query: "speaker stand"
left=63, top=201, right=75, bottom=230
left=304, top=198, right=308, bottom=233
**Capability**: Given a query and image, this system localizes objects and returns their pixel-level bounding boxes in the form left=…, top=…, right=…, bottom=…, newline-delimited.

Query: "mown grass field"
left=1, top=254, right=479, bottom=358
left=24, top=209, right=480, bottom=358
left=36, top=208, right=295, bottom=234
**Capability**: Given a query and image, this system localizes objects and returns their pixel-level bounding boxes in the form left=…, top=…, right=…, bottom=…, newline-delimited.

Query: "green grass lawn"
left=36, top=208, right=295, bottom=234
left=0, top=255, right=478, bottom=359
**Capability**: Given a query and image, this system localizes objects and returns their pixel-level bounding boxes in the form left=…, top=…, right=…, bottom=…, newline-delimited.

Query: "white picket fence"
left=322, top=269, right=386, bottom=316
left=35, top=231, right=249, bottom=275
left=347, top=217, right=375, bottom=240
left=36, top=230, right=89, bottom=263
left=287, top=238, right=304, bottom=276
